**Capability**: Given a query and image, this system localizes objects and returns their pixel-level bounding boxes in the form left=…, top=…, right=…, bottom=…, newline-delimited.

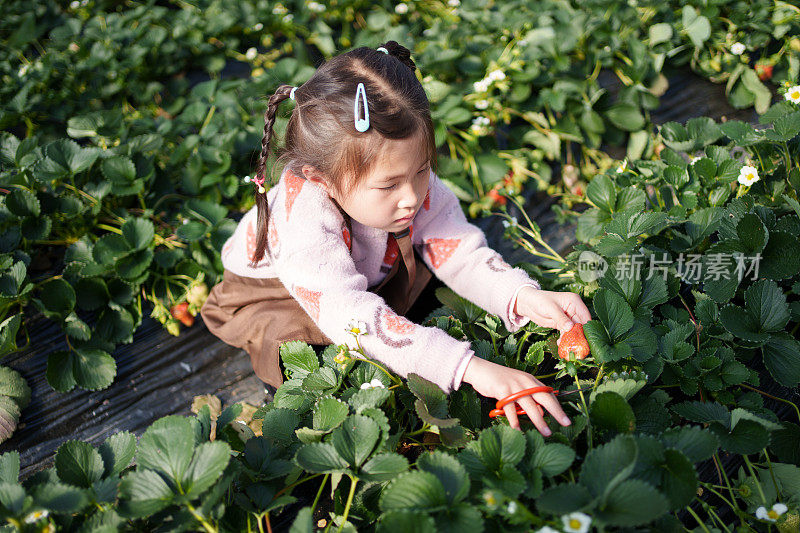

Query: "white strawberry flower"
left=475, top=99, right=490, bottom=110
left=690, top=156, right=702, bottom=165
left=756, top=503, right=788, bottom=522
left=308, top=1, right=326, bottom=12
left=738, top=165, right=759, bottom=186
left=272, top=4, right=287, bottom=14
left=395, top=3, right=409, bottom=14
left=616, top=159, right=628, bottom=173
left=24, top=510, right=49, bottom=524
left=254, top=23, right=264, bottom=30
left=562, top=512, right=592, bottom=533
left=283, top=14, right=294, bottom=23
left=488, top=69, right=506, bottom=81
left=473, top=78, right=491, bottom=93
left=731, top=42, right=746, bottom=55
left=245, top=47, right=258, bottom=60
left=448, top=0, right=460, bottom=5
left=18, top=63, right=29, bottom=77
left=502, top=216, right=518, bottom=229
left=785, top=85, right=800, bottom=104
left=470, top=116, right=491, bottom=136
left=360, top=378, right=385, bottom=390
left=346, top=320, right=368, bottom=337
left=536, top=528, right=559, bottom=533
left=70, top=0, right=79, bottom=8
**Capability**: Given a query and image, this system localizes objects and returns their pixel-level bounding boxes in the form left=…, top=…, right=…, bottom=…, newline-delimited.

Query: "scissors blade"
left=556, top=386, right=594, bottom=397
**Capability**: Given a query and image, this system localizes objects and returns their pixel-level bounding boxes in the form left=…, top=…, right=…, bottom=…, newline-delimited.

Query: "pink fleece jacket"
left=220, top=169, right=540, bottom=393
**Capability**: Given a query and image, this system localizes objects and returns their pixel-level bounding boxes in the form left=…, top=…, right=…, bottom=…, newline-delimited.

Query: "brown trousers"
left=200, top=248, right=432, bottom=389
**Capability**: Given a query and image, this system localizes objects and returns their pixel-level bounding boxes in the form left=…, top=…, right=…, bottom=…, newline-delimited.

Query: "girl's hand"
left=461, top=356, right=572, bottom=435
left=514, top=286, right=591, bottom=334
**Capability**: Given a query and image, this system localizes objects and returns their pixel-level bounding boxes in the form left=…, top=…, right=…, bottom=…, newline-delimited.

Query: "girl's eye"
left=378, top=167, right=427, bottom=190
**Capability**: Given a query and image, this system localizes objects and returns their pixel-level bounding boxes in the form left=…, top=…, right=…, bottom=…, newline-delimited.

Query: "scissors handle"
left=489, top=405, right=543, bottom=418
left=489, top=386, right=556, bottom=419
left=495, top=386, right=554, bottom=410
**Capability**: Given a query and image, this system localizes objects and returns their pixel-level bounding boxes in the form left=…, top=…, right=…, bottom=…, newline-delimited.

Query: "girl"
left=201, top=41, right=591, bottom=436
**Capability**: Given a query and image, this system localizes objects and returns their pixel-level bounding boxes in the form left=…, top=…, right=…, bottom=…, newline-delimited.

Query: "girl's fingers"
left=503, top=402, right=521, bottom=430
left=517, top=396, right=551, bottom=436
left=565, top=294, right=592, bottom=324
left=533, top=392, right=571, bottom=427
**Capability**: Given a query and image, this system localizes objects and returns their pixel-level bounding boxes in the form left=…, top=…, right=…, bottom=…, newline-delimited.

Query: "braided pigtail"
left=250, top=84, right=294, bottom=267
left=382, top=40, right=416, bottom=72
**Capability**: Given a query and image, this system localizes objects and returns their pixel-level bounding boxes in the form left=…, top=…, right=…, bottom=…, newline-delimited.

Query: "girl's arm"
left=412, top=173, right=542, bottom=331
left=414, top=175, right=591, bottom=433
left=269, top=177, right=475, bottom=394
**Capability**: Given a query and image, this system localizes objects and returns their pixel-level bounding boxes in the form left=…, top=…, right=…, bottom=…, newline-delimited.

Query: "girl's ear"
left=301, top=165, right=332, bottom=195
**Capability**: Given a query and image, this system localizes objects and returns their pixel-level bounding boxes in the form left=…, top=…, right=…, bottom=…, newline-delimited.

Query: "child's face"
left=318, top=135, right=431, bottom=233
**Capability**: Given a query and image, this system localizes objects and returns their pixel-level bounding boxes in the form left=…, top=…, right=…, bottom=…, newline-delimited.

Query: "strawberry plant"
left=2, top=325, right=797, bottom=531
left=2, top=1, right=800, bottom=529
left=2, top=0, right=798, bottom=402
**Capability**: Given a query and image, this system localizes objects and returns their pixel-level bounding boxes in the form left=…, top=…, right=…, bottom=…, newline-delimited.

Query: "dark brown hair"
left=248, top=40, right=436, bottom=267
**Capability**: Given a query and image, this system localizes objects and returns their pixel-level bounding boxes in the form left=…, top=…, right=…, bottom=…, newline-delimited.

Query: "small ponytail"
left=250, top=84, right=294, bottom=267
left=381, top=40, right=416, bottom=72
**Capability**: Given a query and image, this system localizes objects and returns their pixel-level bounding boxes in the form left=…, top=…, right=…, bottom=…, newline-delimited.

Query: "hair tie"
left=376, top=47, right=389, bottom=54
left=289, top=87, right=297, bottom=100
left=354, top=82, right=370, bottom=132
left=251, top=174, right=266, bottom=194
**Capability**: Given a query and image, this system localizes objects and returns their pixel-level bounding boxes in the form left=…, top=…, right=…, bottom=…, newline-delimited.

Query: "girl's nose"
left=397, top=183, right=418, bottom=209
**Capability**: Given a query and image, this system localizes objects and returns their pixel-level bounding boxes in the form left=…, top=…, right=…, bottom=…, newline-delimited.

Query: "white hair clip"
left=354, top=82, right=370, bottom=132
left=289, top=86, right=297, bottom=100
left=376, top=47, right=389, bottom=54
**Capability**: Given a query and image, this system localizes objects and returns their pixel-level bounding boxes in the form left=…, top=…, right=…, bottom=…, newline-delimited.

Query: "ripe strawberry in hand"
left=557, top=323, right=590, bottom=360
left=170, top=302, right=194, bottom=327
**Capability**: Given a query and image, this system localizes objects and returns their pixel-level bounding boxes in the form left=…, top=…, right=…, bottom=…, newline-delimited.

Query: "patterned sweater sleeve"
left=269, top=173, right=474, bottom=393
left=413, top=172, right=542, bottom=332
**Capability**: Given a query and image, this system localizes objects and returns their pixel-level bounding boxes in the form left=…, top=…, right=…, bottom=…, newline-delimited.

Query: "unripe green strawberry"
left=558, top=323, right=590, bottom=360
left=778, top=512, right=799, bottom=533
left=186, top=282, right=209, bottom=308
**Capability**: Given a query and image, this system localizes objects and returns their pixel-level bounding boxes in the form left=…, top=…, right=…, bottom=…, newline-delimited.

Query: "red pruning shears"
left=488, top=385, right=595, bottom=418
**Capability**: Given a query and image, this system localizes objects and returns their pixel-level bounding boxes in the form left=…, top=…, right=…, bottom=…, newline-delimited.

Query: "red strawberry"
left=488, top=188, right=507, bottom=206
left=558, top=323, right=590, bottom=360
left=171, top=302, right=194, bottom=327
left=756, top=63, right=773, bottom=81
